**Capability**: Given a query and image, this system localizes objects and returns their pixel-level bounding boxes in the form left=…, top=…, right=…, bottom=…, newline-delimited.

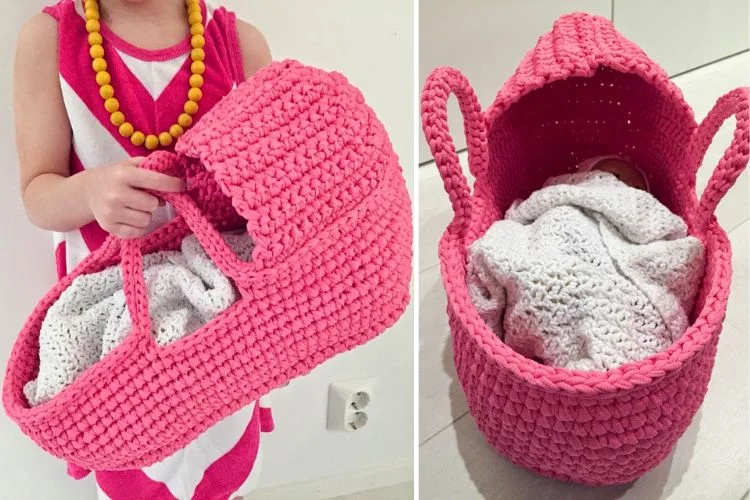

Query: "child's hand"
left=84, top=157, right=186, bottom=239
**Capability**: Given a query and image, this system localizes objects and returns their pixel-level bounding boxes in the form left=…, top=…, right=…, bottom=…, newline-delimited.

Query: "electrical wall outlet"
left=327, top=377, right=375, bottom=431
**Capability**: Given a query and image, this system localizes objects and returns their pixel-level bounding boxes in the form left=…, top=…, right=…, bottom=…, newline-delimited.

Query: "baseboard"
left=251, top=457, right=413, bottom=500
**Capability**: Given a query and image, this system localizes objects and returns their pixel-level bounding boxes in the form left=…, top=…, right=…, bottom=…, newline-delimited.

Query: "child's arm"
left=236, top=20, right=272, bottom=79
left=15, top=14, right=185, bottom=240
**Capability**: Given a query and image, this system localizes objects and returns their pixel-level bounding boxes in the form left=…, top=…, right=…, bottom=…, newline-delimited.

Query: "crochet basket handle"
left=692, top=87, right=749, bottom=231
left=120, top=152, right=249, bottom=340
left=421, top=67, right=488, bottom=239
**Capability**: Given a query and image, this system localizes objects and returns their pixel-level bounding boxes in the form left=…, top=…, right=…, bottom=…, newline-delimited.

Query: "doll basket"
left=421, top=13, right=748, bottom=485
left=3, top=60, right=412, bottom=471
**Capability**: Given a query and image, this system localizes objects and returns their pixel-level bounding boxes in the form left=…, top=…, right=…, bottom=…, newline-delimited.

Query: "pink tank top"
left=45, top=0, right=245, bottom=278
left=42, top=2, right=273, bottom=498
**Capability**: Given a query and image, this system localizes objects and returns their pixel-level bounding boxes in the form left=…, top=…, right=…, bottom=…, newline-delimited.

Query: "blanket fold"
left=468, top=172, right=704, bottom=371
left=25, top=232, right=254, bottom=406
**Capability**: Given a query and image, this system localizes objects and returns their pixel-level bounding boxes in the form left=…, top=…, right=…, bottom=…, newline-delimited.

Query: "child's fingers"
left=125, top=156, right=146, bottom=165
left=110, top=223, right=148, bottom=240
left=117, top=208, right=152, bottom=229
left=123, top=189, right=161, bottom=213
left=128, top=168, right=186, bottom=193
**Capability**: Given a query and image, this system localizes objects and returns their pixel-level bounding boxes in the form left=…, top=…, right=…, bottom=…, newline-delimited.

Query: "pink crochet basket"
left=421, top=13, right=748, bottom=485
left=3, top=60, right=412, bottom=470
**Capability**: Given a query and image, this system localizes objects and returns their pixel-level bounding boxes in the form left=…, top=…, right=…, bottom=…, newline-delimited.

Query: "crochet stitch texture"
left=25, top=232, right=254, bottom=407
left=422, top=13, right=748, bottom=485
left=468, top=171, right=705, bottom=371
left=3, top=60, right=412, bottom=470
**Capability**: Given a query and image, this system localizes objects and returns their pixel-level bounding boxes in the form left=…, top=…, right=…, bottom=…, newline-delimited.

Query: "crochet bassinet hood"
left=478, top=12, right=703, bottom=231
left=3, top=59, right=412, bottom=471
left=173, top=59, right=409, bottom=269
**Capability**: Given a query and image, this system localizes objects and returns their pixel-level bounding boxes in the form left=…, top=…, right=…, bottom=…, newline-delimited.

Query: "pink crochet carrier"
left=3, top=60, right=412, bottom=470
left=421, top=13, right=748, bottom=485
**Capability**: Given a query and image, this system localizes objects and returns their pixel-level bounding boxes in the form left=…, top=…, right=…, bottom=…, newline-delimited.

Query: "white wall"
left=419, top=0, right=750, bottom=162
left=614, top=0, right=750, bottom=76
left=418, top=0, right=611, bottom=162
left=0, top=2, right=414, bottom=499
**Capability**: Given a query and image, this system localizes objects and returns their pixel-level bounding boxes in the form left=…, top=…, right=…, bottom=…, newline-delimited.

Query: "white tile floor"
left=418, top=52, right=750, bottom=499
left=331, top=482, right=414, bottom=499
left=252, top=481, right=413, bottom=500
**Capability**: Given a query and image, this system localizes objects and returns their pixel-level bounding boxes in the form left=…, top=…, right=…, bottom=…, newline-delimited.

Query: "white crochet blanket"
left=468, top=172, right=705, bottom=371
left=25, top=232, right=254, bottom=406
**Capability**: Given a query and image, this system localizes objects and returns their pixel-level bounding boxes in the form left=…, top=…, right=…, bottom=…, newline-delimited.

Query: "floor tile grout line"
left=726, top=217, right=749, bottom=235
left=419, top=410, right=470, bottom=447
left=419, top=262, right=440, bottom=275
left=669, top=49, right=749, bottom=80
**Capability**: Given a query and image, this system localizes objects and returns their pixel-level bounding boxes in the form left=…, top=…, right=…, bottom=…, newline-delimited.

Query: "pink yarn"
left=3, top=60, right=412, bottom=470
left=421, top=13, right=748, bottom=485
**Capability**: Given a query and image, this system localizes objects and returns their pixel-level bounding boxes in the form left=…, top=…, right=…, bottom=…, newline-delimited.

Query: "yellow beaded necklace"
left=84, top=0, right=206, bottom=150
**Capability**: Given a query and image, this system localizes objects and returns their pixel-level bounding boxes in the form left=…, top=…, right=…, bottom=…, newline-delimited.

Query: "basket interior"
left=12, top=156, right=249, bottom=397
left=484, top=67, right=696, bottom=224
left=476, top=66, right=721, bottom=330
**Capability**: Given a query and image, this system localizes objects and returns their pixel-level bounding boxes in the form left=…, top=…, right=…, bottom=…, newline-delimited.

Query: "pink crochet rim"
left=440, top=207, right=733, bottom=397
left=421, top=35, right=748, bottom=397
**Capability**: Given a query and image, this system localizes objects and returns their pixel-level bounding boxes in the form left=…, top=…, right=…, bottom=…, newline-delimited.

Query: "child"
left=14, top=1, right=273, bottom=498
